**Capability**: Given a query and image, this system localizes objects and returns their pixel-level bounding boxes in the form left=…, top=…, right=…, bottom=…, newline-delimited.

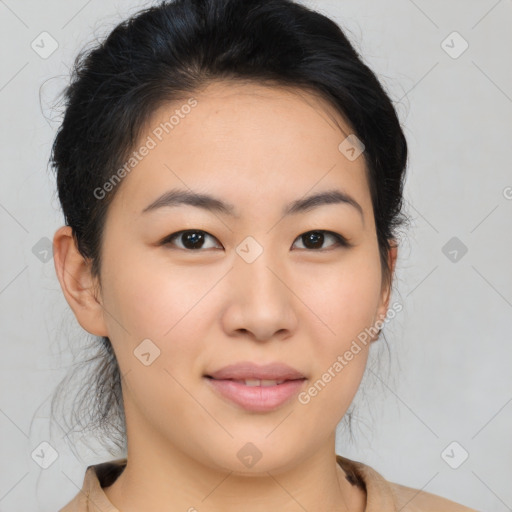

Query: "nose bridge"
left=226, top=235, right=295, bottom=338
left=234, top=235, right=285, bottom=302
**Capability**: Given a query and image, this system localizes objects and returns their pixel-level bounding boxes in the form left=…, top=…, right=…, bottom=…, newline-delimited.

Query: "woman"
left=51, top=0, right=477, bottom=510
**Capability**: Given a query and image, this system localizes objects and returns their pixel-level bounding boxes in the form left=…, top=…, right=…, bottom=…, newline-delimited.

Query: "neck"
left=103, top=423, right=365, bottom=512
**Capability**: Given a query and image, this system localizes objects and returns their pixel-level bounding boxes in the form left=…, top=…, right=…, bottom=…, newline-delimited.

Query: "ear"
left=372, top=242, right=398, bottom=341
left=53, top=225, right=109, bottom=337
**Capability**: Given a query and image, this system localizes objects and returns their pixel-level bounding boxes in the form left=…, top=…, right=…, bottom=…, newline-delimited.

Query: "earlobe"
left=52, top=225, right=109, bottom=337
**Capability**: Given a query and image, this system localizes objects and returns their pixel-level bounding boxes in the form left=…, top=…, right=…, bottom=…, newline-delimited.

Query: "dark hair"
left=49, top=0, right=409, bottom=455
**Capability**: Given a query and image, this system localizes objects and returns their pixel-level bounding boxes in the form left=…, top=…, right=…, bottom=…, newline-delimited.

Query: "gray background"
left=0, top=0, right=511, bottom=510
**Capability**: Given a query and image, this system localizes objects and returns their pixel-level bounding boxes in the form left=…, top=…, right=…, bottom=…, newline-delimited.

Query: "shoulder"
left=58, top=458, right=127, bottom=512
left=388, top=481, right=479, bottom=512
left=336, top=454, right=478, bottom=512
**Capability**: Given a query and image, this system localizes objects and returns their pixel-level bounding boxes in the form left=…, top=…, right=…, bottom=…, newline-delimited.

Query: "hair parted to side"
left=49, top=0, right=409, bottom=456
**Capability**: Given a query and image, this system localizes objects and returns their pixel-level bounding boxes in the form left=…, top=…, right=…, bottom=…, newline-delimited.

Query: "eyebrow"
left=141, top=187, right=364, bottom=222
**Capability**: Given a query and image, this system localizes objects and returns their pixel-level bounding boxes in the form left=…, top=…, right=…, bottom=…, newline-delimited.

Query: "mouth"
left=204, top=375, right=306, bottom=386
left=204, top=361, right=306, bottom=381
left=203, top=361, right=307, bottom=412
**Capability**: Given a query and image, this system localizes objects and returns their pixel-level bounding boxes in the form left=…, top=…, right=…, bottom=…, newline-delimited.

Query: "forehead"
left=158, top=80, right=355, bottom=150
left=110, top=80, right=371, bottom=220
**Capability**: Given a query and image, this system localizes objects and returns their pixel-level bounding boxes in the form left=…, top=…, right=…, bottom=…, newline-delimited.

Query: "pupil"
left=184, top=231, right=204, bottom=249
left=304, top=231, right=323, bottom=249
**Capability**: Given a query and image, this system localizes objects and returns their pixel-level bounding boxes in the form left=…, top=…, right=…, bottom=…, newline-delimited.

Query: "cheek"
left=295, top=249, right=381, bottom=411
left=99, top=246, right=227, bottom=392
left=101, top=244, right=216, bottom=338
left=301, top=248, right=383, bottom=349
left=100, top=255, right=211, bottom=425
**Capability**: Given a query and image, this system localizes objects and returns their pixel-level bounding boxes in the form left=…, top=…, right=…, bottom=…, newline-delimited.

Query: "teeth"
left=240, top=379, right=285, bottom=386
left=244, top=379, right=262, bottom=387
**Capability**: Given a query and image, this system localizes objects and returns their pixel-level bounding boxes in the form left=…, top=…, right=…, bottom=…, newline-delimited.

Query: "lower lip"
left=205, top=377, right=306, bottom=412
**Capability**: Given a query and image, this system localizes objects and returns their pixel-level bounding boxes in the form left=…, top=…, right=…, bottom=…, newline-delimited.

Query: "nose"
left=221, top=248, right=298, bottom=342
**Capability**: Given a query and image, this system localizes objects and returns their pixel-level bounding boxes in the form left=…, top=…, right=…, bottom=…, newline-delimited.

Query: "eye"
left=161, top=230, right=222, bottom=251
left=292, top=230, right=350, bottom=251
left=160, top=229, right=350, bottom=252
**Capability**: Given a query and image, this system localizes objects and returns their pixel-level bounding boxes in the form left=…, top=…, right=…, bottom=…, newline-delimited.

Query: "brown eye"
left=292, top=230, right=349, bottom=251
left=162, top=230, right=222, bottom=250
left=160, top=229, right=349, bottom=252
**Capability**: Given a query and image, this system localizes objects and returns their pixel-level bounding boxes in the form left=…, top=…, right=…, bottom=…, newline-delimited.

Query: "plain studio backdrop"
left=0, top=1, right=511, bottom=511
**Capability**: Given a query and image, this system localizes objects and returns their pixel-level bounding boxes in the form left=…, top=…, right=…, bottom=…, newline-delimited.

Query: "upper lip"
left=205, top=362, right=306, bottom=381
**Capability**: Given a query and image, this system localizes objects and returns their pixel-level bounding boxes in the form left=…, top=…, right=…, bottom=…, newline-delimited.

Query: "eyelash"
left=159, top=229, right=351, bottom=252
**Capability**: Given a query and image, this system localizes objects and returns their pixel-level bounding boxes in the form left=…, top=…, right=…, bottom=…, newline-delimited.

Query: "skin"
left=53, top=81, right=397, bottom=512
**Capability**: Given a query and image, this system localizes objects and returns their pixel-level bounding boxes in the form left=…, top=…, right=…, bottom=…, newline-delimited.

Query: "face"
left=76, top=81, right=394, bottom=473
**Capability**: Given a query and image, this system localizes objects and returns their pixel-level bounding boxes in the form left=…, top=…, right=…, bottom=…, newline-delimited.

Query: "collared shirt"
left=58, top=455, right=478, bottom=511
